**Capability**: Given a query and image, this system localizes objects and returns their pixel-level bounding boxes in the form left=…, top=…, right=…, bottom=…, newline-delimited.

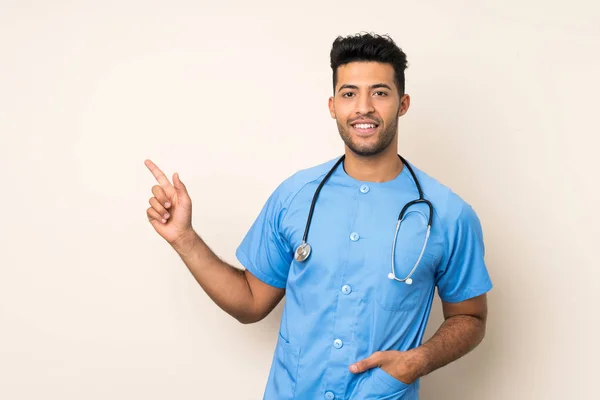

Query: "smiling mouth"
left=351, top=122, right=379, bottom=135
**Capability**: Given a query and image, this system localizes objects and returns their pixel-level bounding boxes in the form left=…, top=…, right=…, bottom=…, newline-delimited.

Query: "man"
left=145, top=32, right=493, bottom=399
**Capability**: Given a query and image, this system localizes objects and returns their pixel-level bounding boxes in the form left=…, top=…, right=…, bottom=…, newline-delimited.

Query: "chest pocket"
left=375, top=249, right=436, bottom=311
left=372, top=208, right=438, bottom=311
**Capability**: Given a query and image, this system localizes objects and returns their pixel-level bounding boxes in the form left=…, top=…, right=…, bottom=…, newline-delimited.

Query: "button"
left=350, top=232, right=360, bottom=241
left=333, top=339, right=343, bottom=349
left=325, top=391, right=335, bottom=400
left=359, top=184, right=370, bottom=193
left=341, top=285, right=352, bottom=294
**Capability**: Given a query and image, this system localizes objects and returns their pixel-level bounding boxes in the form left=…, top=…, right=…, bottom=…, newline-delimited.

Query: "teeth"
left=354, top=123, right=376, bottom=129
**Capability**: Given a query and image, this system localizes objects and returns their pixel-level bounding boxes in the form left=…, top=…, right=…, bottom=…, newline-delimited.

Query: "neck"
left=343, top=145, right=404, bottom=183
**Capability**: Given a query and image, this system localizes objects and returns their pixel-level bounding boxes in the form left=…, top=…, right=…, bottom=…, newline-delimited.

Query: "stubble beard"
left=336, top=117, right=398, bottom=157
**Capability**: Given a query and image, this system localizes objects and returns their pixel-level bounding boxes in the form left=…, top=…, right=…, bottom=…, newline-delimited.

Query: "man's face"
left=328, top=61, right=410, bottom=157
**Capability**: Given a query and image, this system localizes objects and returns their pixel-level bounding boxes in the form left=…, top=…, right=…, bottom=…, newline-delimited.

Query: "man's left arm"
left=349, top=293, right=488, bottom=383
left=407, top=294, right=488, bottom=380
left=350, top=202, right=492, bottom=382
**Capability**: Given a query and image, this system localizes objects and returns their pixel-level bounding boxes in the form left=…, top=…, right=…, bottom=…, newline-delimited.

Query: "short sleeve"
left=435, top=203, right=493, bottom=303
left=235, top=184, right=294, bottom=289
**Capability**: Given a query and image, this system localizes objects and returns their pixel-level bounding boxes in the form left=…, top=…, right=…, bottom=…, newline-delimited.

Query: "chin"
left=348, top=144, right=386, bottom=157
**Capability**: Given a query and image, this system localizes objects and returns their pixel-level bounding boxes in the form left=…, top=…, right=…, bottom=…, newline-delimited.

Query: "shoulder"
left=269, top=156, right=340, bottom=207
left=407, top=162, right=485, bottom=263
left=406, top=161, right=479, bottom=226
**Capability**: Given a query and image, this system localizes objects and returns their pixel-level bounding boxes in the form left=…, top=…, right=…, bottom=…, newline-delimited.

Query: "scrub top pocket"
left=351, top=367, right=411, bottom=399
left=264, top=331, right=301, bottom=399
left=373, top=207, right=437, bottom=311
left=375, top=250, right=435, bottom=311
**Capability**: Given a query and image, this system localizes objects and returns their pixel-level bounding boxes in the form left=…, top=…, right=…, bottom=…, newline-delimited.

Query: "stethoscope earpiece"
left=388, top=273, right=414, bottom=285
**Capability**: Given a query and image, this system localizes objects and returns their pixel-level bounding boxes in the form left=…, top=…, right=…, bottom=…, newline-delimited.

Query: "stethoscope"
left=294, top=154, right=433, bottom=285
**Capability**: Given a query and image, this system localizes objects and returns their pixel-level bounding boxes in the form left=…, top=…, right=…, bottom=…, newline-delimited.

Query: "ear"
left=328, top=96, right=336, bottom=119
left=398, top=94, right=411, bottom=117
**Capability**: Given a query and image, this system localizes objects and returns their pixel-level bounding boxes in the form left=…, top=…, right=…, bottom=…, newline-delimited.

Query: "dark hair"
left=330, top=32, right=408, bottom=95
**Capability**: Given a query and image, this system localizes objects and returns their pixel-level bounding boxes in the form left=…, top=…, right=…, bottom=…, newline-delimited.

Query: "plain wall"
left=1, top=1, right=598, bottom=399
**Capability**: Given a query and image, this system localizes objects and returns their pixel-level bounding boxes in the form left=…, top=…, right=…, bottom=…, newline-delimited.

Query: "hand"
left=144, top=159, right=194, bottom=248
left=349, top=350, right=426, bottom=385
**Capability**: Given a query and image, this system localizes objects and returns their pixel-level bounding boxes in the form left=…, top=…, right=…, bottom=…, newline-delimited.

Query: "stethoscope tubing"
left=295, top=154, right=434, bottom=285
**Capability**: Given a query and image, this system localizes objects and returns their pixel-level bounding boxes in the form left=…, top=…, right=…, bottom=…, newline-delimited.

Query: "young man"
left=145, top=33, right=493, bottom=400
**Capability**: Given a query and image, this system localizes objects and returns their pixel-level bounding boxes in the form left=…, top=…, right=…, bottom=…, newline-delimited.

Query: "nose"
left=356, top=93, right=375, bottom=115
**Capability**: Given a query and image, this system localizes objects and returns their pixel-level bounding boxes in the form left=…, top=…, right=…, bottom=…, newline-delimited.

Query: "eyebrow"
left=338, top=83, right=393, bottom=92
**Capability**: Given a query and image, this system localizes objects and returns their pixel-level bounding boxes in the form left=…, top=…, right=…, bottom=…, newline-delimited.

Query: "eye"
left=374, top=91, right=388, bottom=96
left=341, top=92, right=355, bottom=98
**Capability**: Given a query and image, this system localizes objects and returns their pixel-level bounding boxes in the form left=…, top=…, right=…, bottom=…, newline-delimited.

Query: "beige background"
left=1, top=1, right=599, bottom=399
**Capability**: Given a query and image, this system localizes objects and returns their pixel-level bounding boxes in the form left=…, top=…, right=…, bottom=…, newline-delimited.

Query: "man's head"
left=328, top=33, right=410, bottom=157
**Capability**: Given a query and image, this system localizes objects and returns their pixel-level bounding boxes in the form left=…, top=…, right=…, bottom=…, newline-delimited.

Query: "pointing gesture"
left=145, top=159, right=194, bottom=246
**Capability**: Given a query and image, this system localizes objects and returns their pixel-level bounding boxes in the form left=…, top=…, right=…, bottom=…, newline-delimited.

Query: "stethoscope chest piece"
left=295, top=242, right=311, bottom=262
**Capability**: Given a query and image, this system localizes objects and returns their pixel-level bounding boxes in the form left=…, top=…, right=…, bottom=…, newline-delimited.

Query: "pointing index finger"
left=145, top=159, right=174, bottom=190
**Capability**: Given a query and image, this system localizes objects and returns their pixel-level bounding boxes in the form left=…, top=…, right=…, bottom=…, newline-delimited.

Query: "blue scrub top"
left=236, top=156, right=493, bottom=400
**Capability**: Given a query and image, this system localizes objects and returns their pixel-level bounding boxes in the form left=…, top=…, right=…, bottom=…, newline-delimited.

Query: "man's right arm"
left=173, top=229, right=286, bottom=324
left=144, top=159, right=285, bottom=325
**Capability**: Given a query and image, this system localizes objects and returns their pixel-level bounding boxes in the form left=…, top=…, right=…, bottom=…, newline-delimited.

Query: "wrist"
left=171, top=228, right=199, bottom=256
left=404, top=347, right=432, bottom=380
